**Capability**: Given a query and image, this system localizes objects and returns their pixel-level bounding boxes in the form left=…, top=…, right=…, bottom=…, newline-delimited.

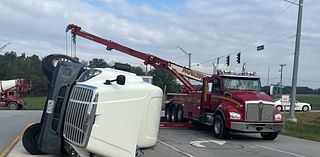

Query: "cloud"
left=0, top=0, right=320, bottom=88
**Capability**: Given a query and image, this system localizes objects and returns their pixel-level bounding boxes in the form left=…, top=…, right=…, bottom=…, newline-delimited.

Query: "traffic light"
left=226, top=55, right=230, bottom=66
left=236, top=52, right=241, bottom=64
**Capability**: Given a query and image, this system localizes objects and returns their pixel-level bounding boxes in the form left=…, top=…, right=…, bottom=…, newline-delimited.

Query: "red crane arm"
left=66, top=24, right=197, bottom=92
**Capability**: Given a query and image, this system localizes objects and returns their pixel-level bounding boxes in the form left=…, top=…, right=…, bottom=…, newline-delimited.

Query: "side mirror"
left=224, top=92, right=232, bottom=98
left=105, top=75, right=126, bottom=85
left=116, top=75, right=126, bottom=85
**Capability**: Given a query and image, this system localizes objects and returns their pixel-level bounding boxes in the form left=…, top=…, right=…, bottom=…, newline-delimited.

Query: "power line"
left=239, top=1, right=297, bottom=50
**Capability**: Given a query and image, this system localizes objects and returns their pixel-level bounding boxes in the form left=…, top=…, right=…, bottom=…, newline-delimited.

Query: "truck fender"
left=214, top=109, right=226, bottom=121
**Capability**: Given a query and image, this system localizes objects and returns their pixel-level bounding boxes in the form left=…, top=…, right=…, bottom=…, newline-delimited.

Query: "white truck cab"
left=63, top=68, right=163, bottom=157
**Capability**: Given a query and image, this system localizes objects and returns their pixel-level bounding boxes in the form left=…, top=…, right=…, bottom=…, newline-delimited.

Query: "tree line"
left=1, top=52, right=319, bottom=97
left=0, top=52, right=181, bottom=96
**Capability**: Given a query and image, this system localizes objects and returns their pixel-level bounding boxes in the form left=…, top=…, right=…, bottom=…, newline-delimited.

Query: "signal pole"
left=288, top=0, right=303, bottom=123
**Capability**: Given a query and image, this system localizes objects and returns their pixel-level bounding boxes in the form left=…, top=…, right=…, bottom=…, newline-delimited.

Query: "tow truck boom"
left=66, top=24, right=208, bottom=92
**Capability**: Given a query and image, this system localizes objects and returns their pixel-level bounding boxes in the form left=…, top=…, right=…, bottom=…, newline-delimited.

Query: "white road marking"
left=158, top=140, right=195, bottom=157
left=190, top=141, right=206, bottom=148
left=190, top=139, right=226, bottom=148
left=210, top=140, right=226, bottom=145
left=255, top=144, right=306, bottom=157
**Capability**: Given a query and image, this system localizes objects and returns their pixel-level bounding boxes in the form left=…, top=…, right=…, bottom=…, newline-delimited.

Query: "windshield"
left=223, top=77, right=261, bottom=91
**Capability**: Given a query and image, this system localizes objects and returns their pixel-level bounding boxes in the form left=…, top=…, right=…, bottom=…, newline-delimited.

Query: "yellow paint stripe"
left=0, top=123, right=33, bottom=157
left=211, top=95, right=242, bottom=108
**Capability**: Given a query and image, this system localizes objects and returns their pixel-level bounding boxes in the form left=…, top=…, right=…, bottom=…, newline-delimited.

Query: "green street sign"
left=257, top=45, right=264, bottom=51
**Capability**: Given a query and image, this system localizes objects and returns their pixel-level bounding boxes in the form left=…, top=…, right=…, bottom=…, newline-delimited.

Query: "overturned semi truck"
left=22, top=54, right=163, bottom=157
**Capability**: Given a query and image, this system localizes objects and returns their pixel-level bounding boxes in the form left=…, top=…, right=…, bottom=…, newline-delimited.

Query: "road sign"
left=257, top=45, right=264, bottom=51
left=281, top=95, right=290, bottom=106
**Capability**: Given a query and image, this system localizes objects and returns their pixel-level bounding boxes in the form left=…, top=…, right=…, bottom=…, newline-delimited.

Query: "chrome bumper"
left=231, top=122, right=283, bottom=132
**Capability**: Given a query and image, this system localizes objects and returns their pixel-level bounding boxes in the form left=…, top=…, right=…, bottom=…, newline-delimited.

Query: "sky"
left=0, top=0, right=320, bottom=88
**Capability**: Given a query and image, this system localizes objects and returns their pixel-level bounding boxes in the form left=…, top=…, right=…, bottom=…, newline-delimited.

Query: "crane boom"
left=66, top=24, right=208, bottom=92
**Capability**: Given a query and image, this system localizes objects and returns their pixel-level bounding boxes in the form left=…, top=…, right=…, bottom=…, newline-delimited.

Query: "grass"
left=282, top=112, right=320, bottom=141
left=23, top=96, right=46, bottom=110
left=297, top=95, right=320, bottom=110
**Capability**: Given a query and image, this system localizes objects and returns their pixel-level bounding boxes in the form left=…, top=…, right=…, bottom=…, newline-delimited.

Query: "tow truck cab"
left=166, top=70, right=283, bottom=140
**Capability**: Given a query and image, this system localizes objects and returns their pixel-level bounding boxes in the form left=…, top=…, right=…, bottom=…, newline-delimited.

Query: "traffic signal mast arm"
left=66, top=24, right=208, bottom=92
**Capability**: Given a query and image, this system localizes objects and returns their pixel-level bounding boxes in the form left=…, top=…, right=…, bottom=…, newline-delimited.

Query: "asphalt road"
left=156, top=128, right=320, bottom=157
left=0, top=110, right=42, bottom=152
left=3, top=110, right=320, bottom=157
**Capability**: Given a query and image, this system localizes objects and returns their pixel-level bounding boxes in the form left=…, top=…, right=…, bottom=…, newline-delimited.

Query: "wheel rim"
left=9, top=104, right=17, bottom=110
left=214, top=120, right=221, bottom=134
left=303, top=106, right=308, bottom=111
left=277, top=106, right=282, bottom=111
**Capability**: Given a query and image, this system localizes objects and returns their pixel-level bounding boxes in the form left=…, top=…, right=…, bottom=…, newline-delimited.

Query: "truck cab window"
left=212, top=79, right=221, bottom=92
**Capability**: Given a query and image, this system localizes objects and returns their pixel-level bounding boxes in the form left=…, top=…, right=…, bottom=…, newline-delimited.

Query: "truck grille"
left=63, top=85, right=98, bottom=147
left=245, top=101, right=274, bottom=122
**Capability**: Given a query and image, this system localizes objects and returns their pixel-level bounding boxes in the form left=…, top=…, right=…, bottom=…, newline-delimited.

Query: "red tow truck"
left=0, top=79, right=31, bottom=109
left=66, top=24, right=283, bottom=140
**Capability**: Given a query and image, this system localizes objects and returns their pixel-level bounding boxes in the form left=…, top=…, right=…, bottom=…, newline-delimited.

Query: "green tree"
left=89, top=58, right=110, bottom=68
left=0, top=52, right=48, bottom=96
left=149, top=69, right=181, bottom=93
left=131, top=66, right=145, bottom=75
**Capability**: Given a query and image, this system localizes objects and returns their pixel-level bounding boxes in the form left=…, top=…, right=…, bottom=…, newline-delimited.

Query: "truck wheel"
left=171, top=105, right=177, bottom=122
left=213, top=115, right=229, bottom=139
left=176, top=105, right=184, bottom=122
left=261, top=132, right=279, bottom=140
left=165, top=104, right=172, bottom=122
left=7, top=102, right=19, bottom=110
left=22, top=123, right=43, bottom=155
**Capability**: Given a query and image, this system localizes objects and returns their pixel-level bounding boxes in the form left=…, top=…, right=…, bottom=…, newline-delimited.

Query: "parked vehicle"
left=0, top=79, right=30, bottom=109
left=274, top=99, right=312, bottom=112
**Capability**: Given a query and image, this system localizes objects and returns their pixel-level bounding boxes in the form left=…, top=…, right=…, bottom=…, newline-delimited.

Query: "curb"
left=0, top=124, right=32, bottom=157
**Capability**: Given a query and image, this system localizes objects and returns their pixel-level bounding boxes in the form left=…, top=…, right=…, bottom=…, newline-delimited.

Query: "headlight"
left=230, top=112, right=241, bottom=120
left=274, top=113, right=282, bottom=121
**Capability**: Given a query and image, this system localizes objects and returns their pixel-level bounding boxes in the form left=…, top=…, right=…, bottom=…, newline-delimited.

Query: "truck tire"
left=42, top=54, right=80, bottom=80
left=171, top=105, right=177, bottom=122
left=261, top=132, right=279, bottom=140
left=7, top=102, right=19, bottom=110
left=213, top=115, right=229, bottom=139
left=176, top=105, right=184, bottom=122
left=22, top=123, right=43, bottom=155
left=165, top=104, right=172, bottom=122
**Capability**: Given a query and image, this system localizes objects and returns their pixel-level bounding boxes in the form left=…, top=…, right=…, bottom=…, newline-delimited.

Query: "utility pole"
left=267, top=67, right=270, bottom=86
left=279, top=64, right=286, bottom=96
left=213, top=57, right=221, bottom=74
left=289, top=0, right=303, bottom=123
left=177, top=46, right=191, bottom=69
